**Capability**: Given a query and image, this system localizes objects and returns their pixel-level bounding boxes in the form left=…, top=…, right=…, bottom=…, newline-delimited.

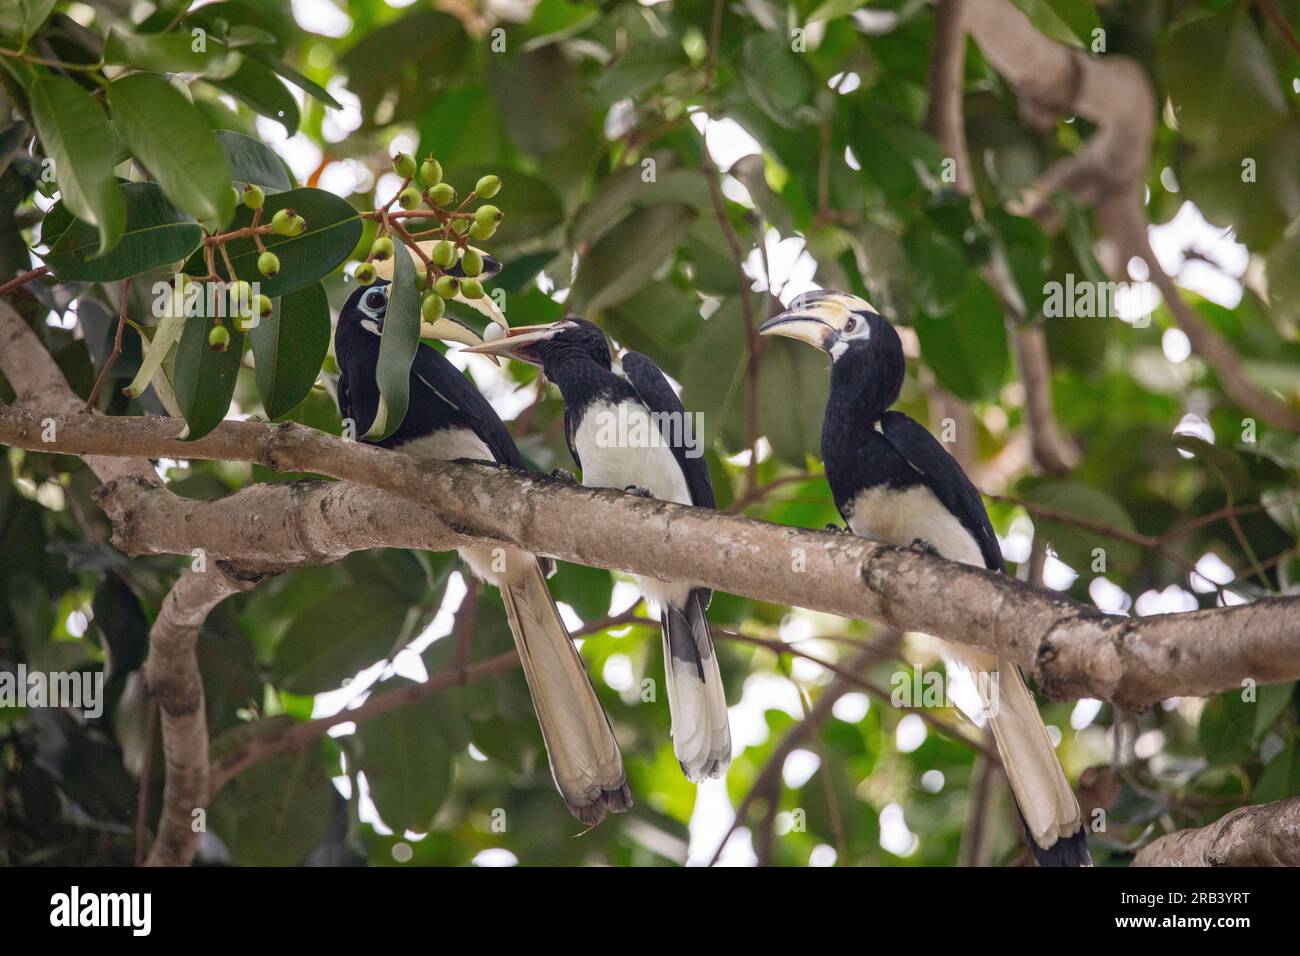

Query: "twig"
left=85, top=277, right=132, bottom=412
left=0, top=265, right=49, bottom=299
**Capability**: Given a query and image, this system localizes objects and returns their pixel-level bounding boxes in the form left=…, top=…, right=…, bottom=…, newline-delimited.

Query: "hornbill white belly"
left=760, top=289, right=1090, bottom=867
left=333, top=281, right=629, bottom=825
left=466, top=319, right=732, bottom=782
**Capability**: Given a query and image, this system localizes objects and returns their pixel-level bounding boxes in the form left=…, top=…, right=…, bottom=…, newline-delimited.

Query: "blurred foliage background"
left=1, top=0, right=1299, bottom=867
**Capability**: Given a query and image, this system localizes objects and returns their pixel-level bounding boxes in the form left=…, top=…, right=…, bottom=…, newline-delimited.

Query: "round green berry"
left=468, top=219, right=497, bottom=242
left=228, top=279, right=252, bottom=303
left=252, top=293, right=273, bottom=319
left=415, top=269, right=430, bottom=291
left=370, top=236, right=395, bottom=261
left=399, top=186, right=424, bottom=209
left=432, top=239, right=457, bottom=268
left=434, top=275, right=459, bottom=299
left=474, top=175, right=501, bottom=198
left=355, top=262, right=377, bottom=284
left=474, top=204, right=502, bottom=226
left=459, top=278, right=484, bottom=300
left=451, top=218, right=470, bottom=235
left=392, top=152, right=417, bottom=179
left=428, top=182, right=456, bottom=207
left=459, top=248, right=483, bottom=277
left=419, top=158, right=443, bottom=188
left=271, top=208, right=304, bottom=236
left=243, top=184, right=265, bottom=210
left=421, top=293, right=445, bottom=321
left=208, top=324, right=230, bottom=352
left=257, top=250, right=281, bottom=278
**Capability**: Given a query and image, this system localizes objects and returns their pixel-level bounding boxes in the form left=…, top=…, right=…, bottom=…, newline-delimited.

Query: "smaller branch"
left=85, top=278, right=132, bottom=412
left=0, top=265, right=49, bottom=299
left=144, top=564, right=267, bottom=867
left=1258, top=0, right=1300, bottom=57
left=1133, top=796, right=1300, bottom=866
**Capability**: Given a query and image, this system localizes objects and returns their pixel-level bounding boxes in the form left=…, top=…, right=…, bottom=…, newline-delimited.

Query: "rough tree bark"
left=1133, top=797, right=1300, bottom=866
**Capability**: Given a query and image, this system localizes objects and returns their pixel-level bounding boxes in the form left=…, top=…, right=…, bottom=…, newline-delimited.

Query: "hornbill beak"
left=758, top=289, right=874, bottom=351
left=461, top=319, right=576, bottom=366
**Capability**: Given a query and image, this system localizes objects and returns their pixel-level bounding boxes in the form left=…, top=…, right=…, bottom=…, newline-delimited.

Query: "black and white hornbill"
left=759, top=290, right=1090, bottom=867
left=333, top=280, right=630, bottom=825
left=465, top=319, right=732, bottom=782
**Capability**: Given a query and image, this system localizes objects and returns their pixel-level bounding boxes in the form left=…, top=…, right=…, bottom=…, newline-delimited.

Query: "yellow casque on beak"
left=759, top=290, right=874, bottom=351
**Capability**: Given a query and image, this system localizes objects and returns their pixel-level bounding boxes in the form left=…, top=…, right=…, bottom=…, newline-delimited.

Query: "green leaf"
left=257, top=53, right=342, bottom=110
left=758, top=338, right=828, bottom=467
left=109, top=73, right=234, bottom=227
left=251, top=281, right=329, bottom=419
left=549, top=562, right=613, bottom=620
left=354, top=679, right=456, bottom=832
left=103, top=28, right=242, bottom=79
left=342, top=10, right=469, bottom=126
left=0, top=0, right=56, bottom=41
left=1172, top=433, right=1251, bottom=496
left=40, top=181, right=202, bottom=282
left=1018, top=477, right=1141, bottom=572
left=1162, top=12, right=1288, bottom=155
left=570, top=203, right=695, bottom=314
left=679, top=298, right=750, bottom=454
left=211, top=56, right=300, bottom=135
left=367, top=240, right=421, bottom=440
left=271, top=584, right=413, bottom=694
left=216, top=128, right=293, bottom=192
left=903, top=222, right=967, bottom=315
left=1199, top=691, right=1257, bottom=767
left=1253, top=682, right=1295, bottom=743
left=1011, top=0, right=1100, bottom=47
left=28, top=76, right=125, bottom=255
left=741, top=32, right=815, bottom=129
left=209, top=742, right=333, bottom=865
left=185, top=187, right=361, bottom=296
left=913, top=274, right=1008, bottom=402
left=172, top=303, right=244, bottom=441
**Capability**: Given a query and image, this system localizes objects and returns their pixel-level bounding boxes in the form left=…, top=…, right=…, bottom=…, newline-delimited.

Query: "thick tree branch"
left=963, top=0, right=1300, bottom=432
left=1133, top=796, right=1300, bottom=866
left=144, top=564, right=266, bottom=866
left=3, top=405, right=1297, bottom=711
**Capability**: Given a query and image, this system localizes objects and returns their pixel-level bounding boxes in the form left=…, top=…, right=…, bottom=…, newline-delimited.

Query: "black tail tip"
left=1029, top=827, right=1093, bottom=867
left=566, top=783, right=633, bottom=827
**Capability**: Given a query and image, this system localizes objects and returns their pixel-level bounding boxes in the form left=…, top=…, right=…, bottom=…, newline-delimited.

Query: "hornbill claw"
left=624, top=484, right=653, bottom=498
left=910, top=537, right=940, bottom=556
left=550, top=468, right=578, bottom=484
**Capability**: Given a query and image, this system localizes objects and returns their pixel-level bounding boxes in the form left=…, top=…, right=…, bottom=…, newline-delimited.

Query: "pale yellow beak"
left=758, top=290, right=874, bottom=351
left=461, top=321, right=572, bottom=366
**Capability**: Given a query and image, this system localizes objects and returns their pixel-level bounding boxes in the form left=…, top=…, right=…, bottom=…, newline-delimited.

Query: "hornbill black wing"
left=622, top=351, right=714, bottom=510
left=410, top=343, right=526, bottom=470
left=879, top=410, right=1005, bottom=574
left=337, top=372, right=355, bottom=430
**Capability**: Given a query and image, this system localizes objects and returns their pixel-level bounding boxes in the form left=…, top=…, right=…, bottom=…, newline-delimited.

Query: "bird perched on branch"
left=334, top=281, right=630, bottom=825
left=467, top=318, right=732, bottom=782
left=759, top=289, right=1090, bottom=866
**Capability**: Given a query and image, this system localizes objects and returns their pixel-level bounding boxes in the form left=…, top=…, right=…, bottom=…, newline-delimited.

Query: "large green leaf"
left=185, top=186, right=361, bottom=296
left=40, top=181, right=202, bottom=282
left=251, top=281, right=329, bottom=419
left=257, top=53, right=342, bottom=110
left=211, top=56, right=300, bottom=135
left=570, top=203, right=695, bottom=314
left=341, top=9, right=468, bottom=125
left=354, top=679, right=455, bottom=833
left=271, top=584, right=413, bottom=694
left=679, top=298, right=750, bottom=454
left=209, top=741, right=333, bottom=865
left=758, top=338, right=828, bottom=467
left=740, top=32, right=815, bottom=130
left=216, top=128, right=294, bottom=192
left=173, top=302, right=244, bottom=440
left=1017, top=477, right=1141, bottom=572
left=1199, top=691, right=1257, bottom=767
left=103, top=27, right=242, bottom=78
left=28, top=76, right=125, bottom=255
left=0, top=0, right=56, bottom=41
left=912, top=274, right=1008, bottom=402
left=1162, top=12, right=1288, bottom=155
left=366, top=241, right=421, bottom=440
left=108, top=73, right=234, bottom=227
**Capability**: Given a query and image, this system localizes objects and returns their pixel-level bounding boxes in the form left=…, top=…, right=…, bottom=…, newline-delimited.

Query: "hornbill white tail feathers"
left=760, top=289, right=1091, bottom=867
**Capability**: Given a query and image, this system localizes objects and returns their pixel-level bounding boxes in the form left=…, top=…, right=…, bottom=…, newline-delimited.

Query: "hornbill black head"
left=759, top=289, right=905, bottom=411
left=337, top=277, right=503, bottom=356
left=461, top=316, right=612, bottom=372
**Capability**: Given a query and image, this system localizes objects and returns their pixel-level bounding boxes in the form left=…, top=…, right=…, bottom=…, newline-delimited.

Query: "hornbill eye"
left=844, top=316, right=858, bottom=334
left=364, top=290, right=386, bottom=312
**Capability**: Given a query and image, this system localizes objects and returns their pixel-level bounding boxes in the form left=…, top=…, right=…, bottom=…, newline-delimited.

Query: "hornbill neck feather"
left=827, top=336, right=905, bottom=427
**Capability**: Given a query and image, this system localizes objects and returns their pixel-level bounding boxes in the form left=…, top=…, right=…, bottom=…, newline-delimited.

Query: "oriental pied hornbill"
left=759, top=289, right=1090, bottom=867
left=334, top=280, right=630, bottom=825
left=465, top=319, right=732, bottom=782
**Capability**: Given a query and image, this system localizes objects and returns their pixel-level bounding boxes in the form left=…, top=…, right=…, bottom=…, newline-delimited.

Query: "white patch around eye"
left=842, top=316, right=870, bottom=340
left=829, top=339, right=849, bottom=361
